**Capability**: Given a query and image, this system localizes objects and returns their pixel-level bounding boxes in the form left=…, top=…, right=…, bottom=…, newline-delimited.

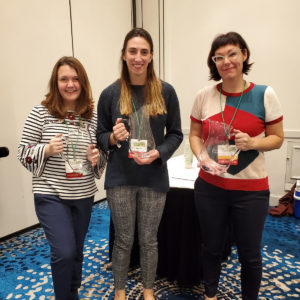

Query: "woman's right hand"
left=111, top=118, right=129, bottom=145
left=198, top=151, right=228, bottom=176
left=45, top=133, right=64, bottom=158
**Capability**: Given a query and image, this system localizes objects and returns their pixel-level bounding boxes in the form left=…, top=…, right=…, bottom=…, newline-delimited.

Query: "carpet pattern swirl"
left=0, top=201, right=299, bottom=299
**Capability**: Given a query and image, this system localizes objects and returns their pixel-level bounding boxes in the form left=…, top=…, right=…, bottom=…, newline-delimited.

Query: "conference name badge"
left=65, top=159, right=83, bottom=178
left=217, top=145, right=239, bottom=165
left=128, top=139, right=147, bottom=158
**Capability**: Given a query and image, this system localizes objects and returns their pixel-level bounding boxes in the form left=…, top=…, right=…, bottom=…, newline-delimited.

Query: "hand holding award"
left=199, top=120, right=239, bottom=176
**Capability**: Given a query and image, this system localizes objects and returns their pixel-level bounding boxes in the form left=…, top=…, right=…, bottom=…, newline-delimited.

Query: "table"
left=109, top=155, right=232, bottom=286
left=157, top=187, right=203, bottom=285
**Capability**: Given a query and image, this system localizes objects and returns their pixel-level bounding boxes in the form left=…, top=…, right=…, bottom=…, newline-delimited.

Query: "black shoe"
left=70, top=289, right=79, bottom=300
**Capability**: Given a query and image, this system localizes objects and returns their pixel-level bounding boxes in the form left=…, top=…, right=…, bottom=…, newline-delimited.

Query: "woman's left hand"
left=233, top=129, right=254, bottom=151
left=87, top=144, right=100, bottom=167
left=132, top=149, right=160, bottom=165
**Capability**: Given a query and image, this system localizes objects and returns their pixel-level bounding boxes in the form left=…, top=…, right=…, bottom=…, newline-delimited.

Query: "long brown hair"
left=120, top=28, right=166, bottom=116
left=41, top=56, right=94, bottom=119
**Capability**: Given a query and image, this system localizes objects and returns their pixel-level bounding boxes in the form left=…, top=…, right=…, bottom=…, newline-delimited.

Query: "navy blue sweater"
left=96, top=80, right=183, bottom=193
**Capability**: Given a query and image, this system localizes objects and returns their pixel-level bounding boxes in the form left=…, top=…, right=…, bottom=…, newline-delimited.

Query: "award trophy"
left=63, top=122, right=92, bottom=177
left=199, top=119, right=239, bottom=176
left=128, top=106, right=155, bottom=158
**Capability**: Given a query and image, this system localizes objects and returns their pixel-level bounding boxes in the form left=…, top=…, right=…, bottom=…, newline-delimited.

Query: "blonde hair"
left=119, top=28, right=166, bottom=116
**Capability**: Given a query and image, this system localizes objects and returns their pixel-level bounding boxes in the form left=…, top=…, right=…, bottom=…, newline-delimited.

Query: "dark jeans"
left=34, top=194, right=94, bottom=300
left=194, top=178, right=269, bottom=300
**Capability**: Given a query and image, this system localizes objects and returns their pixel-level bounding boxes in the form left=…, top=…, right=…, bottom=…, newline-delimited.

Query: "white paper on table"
left=167, top=155, right=199, bottom=189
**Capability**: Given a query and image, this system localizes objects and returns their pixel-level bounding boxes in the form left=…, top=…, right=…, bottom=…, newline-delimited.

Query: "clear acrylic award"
left=63, top=122, right=92, bottom=177
left=128, top=106, right=155, bottom=157
left=199, top=120, right=239, bottom=176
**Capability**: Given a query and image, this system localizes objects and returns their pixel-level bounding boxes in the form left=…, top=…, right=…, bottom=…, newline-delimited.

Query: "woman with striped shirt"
left=18, top=56, right=106, bottom=300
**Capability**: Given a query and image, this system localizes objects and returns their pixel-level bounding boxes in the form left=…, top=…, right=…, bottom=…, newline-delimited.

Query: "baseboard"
left=0, top=223, right=42, bottom=242
left=0, top=198, right=107, bottom=242
left=94, top=198, right=107, bottom=204
left=269, top=194, right=280, bottom=207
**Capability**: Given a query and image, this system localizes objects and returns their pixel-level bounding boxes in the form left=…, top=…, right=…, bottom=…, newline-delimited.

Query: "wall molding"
left=284, top=129, right=300, bottom=139
left=134, top=0, right=165, bottom=79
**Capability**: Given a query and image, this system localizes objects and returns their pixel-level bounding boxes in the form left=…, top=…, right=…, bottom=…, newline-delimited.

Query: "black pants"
left=194, top=178, right=269, bottom=300
left=34, top=194, right=94, bottom=300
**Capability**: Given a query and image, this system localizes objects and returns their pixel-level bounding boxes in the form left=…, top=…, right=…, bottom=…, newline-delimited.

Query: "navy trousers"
left=194, top=178, right=269, bottom=300
left=34, top=194, right=94, bottom=300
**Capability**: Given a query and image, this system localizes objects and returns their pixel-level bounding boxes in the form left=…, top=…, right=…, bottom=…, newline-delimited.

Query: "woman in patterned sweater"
left=189, top=32, right=284, bottom=300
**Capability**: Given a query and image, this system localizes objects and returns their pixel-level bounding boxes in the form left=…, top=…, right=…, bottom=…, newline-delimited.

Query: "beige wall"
left=0, top=0, right=131, bottom=237
left=163, top=0, right=300, bottom=130
left=1, top=0, right=300, bottom=237
left=142, top=0, right=300, bottom=204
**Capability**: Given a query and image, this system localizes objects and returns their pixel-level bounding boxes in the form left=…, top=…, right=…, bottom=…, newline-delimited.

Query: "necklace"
left=219, top=80, right=246, bottom=138
left=64, top=114, right=81, bottom=159
left=131, top=99, right=144, bottom=140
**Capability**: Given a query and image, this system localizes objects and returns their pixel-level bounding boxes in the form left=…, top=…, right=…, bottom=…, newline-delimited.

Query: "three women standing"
left=97, top=28, right=183, bottom=300
left=189, top=32, right=284, bottom=300
left=17, top=29, right=284, bottom=300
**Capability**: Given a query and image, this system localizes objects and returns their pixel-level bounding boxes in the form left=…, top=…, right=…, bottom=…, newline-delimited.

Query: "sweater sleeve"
left=264, top=86, right=283, bottom=124
left=17, top=105, right=48, bottom=177
left=89, top=112, right=107, bottom=179
left=96, top=84, right=116, bottom=152
left=156, top=83, right=183, bottom=163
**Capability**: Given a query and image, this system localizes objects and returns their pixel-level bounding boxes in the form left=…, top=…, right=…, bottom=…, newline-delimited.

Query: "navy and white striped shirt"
left=18, top=104, right=106, bottom=200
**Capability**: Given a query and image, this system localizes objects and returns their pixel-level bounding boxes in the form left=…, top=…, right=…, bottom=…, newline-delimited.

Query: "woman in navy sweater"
left=97, top=28, right=183, bottom=300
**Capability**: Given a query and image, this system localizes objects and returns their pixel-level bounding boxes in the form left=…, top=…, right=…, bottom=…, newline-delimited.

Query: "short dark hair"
left=207, top=32, right=253, bottom=81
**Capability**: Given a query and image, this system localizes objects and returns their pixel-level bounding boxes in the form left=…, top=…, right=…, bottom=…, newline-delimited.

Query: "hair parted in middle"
left=41, top=56, right=94, bottom=119
left=119, top=27, right=166, bottom=116
left=207, top=31, right=253, bottom=81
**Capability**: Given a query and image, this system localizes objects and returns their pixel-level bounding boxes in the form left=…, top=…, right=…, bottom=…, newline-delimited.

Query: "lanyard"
left=131, top=99, right=144, bottom=140
left=219, top=80, right=246, bottom=138
left=64, top=115, right=81, bottom=159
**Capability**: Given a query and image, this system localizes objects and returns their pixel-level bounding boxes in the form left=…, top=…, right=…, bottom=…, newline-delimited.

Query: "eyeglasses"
left=212, top=49, right=244, bottom=65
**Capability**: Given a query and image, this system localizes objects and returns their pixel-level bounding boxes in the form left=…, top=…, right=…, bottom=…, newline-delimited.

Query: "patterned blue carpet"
left=0, top=201, right=299, bottom=299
